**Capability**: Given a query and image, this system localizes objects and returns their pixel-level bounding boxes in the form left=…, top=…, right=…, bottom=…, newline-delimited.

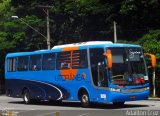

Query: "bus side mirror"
left=103, top=49, right=112, bottom=68
left=144, top=53, right=156, bottom=68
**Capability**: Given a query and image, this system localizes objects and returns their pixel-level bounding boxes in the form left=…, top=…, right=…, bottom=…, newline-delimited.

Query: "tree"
left=138, top=30, right=160, bottom=65
left=11, top=15, right=46, bottom=51
left=138, top=29, right=160, bottom=97
left=118, top=0, right=160, bottom=41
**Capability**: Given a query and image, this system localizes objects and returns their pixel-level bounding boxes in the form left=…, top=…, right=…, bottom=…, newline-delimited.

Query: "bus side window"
left=17, top=56, right=28, bottom=71
left=72, top=50, right=88, bottom=69
left=7, top=57, right=17, bottom=72
left=29, top=54, right=42, bottom=71
left=56, top=51, right=71, bottom=70
left=60, top=62, right=70, bottom=69
left=42, top=53, right=55, bottom=70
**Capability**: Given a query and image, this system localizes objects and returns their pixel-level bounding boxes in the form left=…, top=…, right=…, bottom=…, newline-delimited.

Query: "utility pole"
left=153, top=67, right=156, bottom=97
left=37, top=5, right=52, bottom=49
left=113, top=21, right=117, bottom=43
left=46, top=9, right=51, bottom=49
left=144, top=53, right=157, bottom=97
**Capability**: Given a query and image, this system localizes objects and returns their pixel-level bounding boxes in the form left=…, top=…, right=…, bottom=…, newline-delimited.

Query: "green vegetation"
left=138, top=30, right=160, bottom=64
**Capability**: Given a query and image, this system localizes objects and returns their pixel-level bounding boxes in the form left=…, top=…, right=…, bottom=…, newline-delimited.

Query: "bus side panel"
left=53, top=68, right=96, bottom=101
left=5, top=78, right=69, bottom=101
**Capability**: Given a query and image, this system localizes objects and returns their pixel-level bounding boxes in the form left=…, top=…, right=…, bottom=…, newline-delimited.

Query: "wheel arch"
left=21, top=87, right=30, bottom=96
left=78, top=87, right=90, bottom=100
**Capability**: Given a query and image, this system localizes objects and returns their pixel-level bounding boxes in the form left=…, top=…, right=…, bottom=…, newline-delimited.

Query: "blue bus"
left=5, top=41, right=150, bottom=107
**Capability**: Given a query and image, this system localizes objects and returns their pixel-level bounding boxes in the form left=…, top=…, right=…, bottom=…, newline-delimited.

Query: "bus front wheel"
left=22, top=89, right=31, bottom=104
left=80, top=92, right=90, bottom=108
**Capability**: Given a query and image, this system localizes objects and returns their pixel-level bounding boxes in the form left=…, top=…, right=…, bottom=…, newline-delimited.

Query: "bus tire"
left=80, top=91, right=90, bottom=108
left=22, top=89, right=31, bottom=104
left=113, top=101, right=125, bottom=106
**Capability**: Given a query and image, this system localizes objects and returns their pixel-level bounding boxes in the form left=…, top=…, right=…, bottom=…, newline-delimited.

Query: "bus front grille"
left=121, top=88, right=145, bottom=93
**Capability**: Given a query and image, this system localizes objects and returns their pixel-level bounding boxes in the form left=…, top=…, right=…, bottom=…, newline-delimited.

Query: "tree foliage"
left=138, top=30, right=160, bottom=66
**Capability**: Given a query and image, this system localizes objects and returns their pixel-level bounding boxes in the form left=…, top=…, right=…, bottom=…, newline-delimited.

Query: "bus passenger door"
left=97, top=61, right=108, bottom=87
left=90, top=48, right=109, bottom=101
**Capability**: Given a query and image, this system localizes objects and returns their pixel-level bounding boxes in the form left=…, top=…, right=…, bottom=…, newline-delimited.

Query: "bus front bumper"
left=108, top=90, right=150, bottom=103
left=95, top=90, right=150, bottom=103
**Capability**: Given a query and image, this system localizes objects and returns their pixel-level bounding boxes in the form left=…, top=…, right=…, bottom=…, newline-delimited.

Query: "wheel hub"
left=24, top=93, right=28, bottom=102
left=82, top=95, right=88, bottom=103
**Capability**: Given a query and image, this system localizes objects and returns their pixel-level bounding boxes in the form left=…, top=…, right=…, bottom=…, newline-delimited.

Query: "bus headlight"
left=109, top=88, right=121, bottom=92
left=145, top=87, right=150, bottom=90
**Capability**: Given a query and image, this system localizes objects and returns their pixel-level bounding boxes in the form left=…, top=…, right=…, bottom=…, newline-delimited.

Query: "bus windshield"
left=109, top=47, right=148, bottom=85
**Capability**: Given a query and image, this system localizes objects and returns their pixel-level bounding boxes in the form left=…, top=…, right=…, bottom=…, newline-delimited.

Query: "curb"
left=148, top=97, right=160, bottom=101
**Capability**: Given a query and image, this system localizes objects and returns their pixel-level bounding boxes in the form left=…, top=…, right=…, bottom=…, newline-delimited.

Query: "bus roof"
left=52, top=41, right=113, bottom=49
left=52, top=41, right=140, bottom=49
left=6, top=41, right=141, bottom=58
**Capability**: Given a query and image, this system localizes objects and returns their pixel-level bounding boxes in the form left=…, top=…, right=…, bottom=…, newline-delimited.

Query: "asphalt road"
left=0, top=95, right=160, bottom=116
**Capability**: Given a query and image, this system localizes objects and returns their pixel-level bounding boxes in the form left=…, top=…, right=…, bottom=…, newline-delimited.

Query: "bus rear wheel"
left=80, top=92, right=90, bottom=108
left=22, top=89, right=31, bottom=104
